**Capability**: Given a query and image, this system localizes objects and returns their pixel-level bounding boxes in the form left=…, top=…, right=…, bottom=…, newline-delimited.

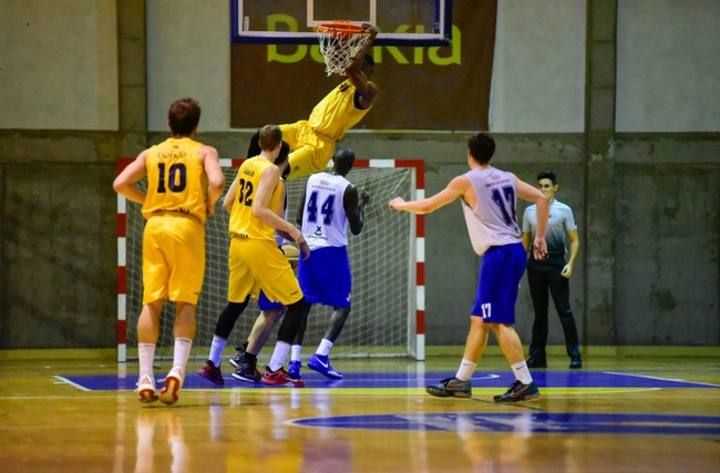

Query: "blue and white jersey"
left=301, top=172, right=351, bottom=250
left=461, top=167, right=522, bottom=255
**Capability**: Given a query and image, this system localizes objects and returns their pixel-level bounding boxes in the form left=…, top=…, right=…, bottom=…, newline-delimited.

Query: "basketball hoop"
left=317, top=21, right=372, bottom=77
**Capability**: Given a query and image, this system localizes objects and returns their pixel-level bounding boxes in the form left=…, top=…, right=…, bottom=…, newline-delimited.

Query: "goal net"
left=117, top=159, right=425, bottom=363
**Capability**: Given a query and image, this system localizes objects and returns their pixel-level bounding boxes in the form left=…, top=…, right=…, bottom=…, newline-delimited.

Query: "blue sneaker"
left=288, top=360, right=302, bottom=380
left=307, top=354, right=343, bottom=380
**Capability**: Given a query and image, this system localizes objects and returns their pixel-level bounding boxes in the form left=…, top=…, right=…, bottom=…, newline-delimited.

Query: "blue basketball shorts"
left=470, top=242, right=527, bottom=324
left=258, top=290, right=284, bottom=311
left=298, top=246, right=351, bottom=308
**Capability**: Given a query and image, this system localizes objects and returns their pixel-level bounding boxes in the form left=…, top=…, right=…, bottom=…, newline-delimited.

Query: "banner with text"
left=231, top=0, right=497, bottom=130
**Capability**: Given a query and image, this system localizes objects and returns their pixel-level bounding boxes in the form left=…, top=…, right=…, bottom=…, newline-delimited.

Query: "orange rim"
left=317, top=20, right=366, bottom=36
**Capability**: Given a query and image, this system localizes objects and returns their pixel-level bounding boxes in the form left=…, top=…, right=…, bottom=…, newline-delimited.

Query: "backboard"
left=230, top=0, right=453, bottom=46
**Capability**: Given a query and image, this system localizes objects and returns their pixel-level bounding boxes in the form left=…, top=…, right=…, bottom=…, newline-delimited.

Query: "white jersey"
left=461, top=167, right=522, bottom=255
left=301, top=172, right=351, bottom=250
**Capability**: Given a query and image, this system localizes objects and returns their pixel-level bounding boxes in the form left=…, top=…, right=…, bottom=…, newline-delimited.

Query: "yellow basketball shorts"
left=227, top=238, right=303, bottom=305
left=142, top=215, right=205, bottom=305
left=281, top=121, right=335, bottom=180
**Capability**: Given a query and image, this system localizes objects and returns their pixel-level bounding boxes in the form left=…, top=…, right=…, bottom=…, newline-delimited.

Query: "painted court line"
left=52, top=375, right=92, bottom=392
left=603, top=371, right=720, bottom=388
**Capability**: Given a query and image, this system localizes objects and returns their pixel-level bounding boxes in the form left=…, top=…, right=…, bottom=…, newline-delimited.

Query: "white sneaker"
left=137, top=375, right=158, bottom=403
left=159, top=367, right=184, bottom=405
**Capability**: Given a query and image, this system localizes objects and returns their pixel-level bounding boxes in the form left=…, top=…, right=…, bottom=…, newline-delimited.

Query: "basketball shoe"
left=493, top=380, right=540, bottom=402
left=228, top=342, right=248, bottom=369
left=198, top=360, right=224, bottom=385
left=307, top=354, right=343, bottom=380
left=231, top=353, right=262, bottom=383
left=288, top=360, right=302, bottom=380
left=261, top=366, right=304, bottom=387
left=137, top=374, right=158, bottom=403
left=426, top=377, right=472, bottom=398
left=159, top=367, right=184, bottom=405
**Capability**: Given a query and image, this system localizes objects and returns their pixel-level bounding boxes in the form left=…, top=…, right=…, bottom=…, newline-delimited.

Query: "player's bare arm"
left=222, top=177, right=239, bottom=214
left=516, top=177, right=550, bottom=260
left=344, top=185, right=369, bottom=235
left=202, top=145, right=225, bottom=216
left=346, top=24, right=378, bottom=107
left=389, top=175, right=469, bottom=215
left=113, top=149, right=149, bottom=205
left=253, top=165, right=310, bottom=257
left=273, top=180, right=296, bottom=243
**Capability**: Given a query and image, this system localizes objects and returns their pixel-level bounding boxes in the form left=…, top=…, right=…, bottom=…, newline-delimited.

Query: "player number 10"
left=156, top=163, right=187, bottom=193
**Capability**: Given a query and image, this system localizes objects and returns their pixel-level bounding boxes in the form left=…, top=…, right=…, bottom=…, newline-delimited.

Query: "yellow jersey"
left=308, top=79, right=373, bottom=141
left=228, top=156, right=284, bottom=241
left=142, top=137, right=208, bottom=223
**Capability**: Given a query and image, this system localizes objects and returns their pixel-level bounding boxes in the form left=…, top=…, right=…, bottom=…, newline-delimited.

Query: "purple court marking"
left=289, top=412, right=720, bottom=435
left=58, top=370, right=719, bottom=392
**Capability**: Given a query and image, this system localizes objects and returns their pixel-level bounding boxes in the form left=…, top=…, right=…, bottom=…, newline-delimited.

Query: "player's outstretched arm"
left=389, top=175, right=468, bottom=215
left=113, top=150, right=149, bottom=205
left=344, top=185, right=368, bottom=235
left=516, top=177, right=549, bottom=260
left=346, top=24, right=378, bottom=105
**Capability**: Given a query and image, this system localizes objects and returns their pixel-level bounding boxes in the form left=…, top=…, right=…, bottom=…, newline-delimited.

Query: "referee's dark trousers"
left=527, top=256, right=581, bottom=363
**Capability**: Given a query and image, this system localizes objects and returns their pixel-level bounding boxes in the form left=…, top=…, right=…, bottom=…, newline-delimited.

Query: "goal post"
left=116, top=158, right=425, bottom=363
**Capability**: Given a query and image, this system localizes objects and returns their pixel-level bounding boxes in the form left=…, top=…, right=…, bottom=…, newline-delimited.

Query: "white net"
left=123, top=165, right=418, bottom=361
left=317, top=27, right=371, bottom=76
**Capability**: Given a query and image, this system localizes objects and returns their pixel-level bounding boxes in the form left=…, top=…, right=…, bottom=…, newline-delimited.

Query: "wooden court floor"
left=1, top=352, right=718, bottom=473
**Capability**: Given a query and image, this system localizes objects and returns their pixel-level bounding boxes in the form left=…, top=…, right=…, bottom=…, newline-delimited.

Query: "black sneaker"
left=569, top=357, right=583, bottom=369
left=426, top=377, right=472, bottom=398
left=228, top=341, right=248, bottom=369
left=231, top=353, right=261, bottom=383
left=526, top=356, right=547, bottom=368
left=493, top=380, right=540, bottom=402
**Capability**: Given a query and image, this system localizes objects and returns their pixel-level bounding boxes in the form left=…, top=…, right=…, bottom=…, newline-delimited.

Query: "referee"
left=521, top=171, right=582, bottom=369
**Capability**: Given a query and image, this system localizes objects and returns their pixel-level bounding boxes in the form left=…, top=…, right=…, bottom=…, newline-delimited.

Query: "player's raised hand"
left=388, top=197, right=405, bottom=210
left=362, top=23, right=378, bottom=36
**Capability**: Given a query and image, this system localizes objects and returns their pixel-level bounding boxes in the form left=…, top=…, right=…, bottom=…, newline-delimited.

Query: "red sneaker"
left=261, top=366, right=304, bottom=387
left=198, top=360, right=224, bottom=386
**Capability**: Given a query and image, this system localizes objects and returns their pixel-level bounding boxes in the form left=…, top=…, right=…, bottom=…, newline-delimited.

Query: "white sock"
left=316, top=338, right=334, bottom=357
left=138, top=343, right=156, bottom=382
left=511, top=360, right=533, bottom=385
left=208, top=335, right=226, bottom=366
left=268, top=341, right=291, bottom=371
left=455, top=358, right=477, bottom=381
left=172, top=337, right=193, bottom=377
left=290, top=344, right=303, bottom=362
